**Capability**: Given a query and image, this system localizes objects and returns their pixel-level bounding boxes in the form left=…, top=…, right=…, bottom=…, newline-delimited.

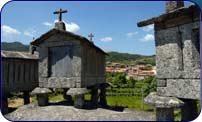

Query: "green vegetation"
left=2, top=42, right=29, bottom=52
left=107, top=51, right=155, bottom=66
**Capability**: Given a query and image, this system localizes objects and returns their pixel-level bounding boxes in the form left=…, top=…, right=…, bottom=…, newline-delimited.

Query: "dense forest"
left=1, top=42, right=155, bottom=65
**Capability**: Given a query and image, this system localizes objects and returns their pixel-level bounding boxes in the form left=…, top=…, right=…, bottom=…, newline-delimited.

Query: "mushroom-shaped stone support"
left=31, top=87, right=52, bottom=106
left=67, top=88, right=90, bottom=109
left=144, top=92, right=184, bottom=121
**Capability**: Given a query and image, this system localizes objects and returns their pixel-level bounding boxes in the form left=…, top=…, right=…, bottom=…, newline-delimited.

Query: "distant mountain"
left=1, top=42, right=155, bottom=65
left=1, top=42, right=29, bottom=52
left=106, top=51, right=155, bottom=66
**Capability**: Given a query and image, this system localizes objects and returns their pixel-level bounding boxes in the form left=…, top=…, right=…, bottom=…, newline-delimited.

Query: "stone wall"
left=155, top=21, right=200, bottom=100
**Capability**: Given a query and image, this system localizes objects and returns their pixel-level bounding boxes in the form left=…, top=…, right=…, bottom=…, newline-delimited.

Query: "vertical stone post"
left=23, top=92, right=30, bottom=105
left=91, top=88, right=98, bottom=108
left=99, top=84, right=107, bottom=107
left=181, top=99, right=198, bottom=121
left=37, top=94, right=49, bottom=106
left=156, top=107, right=174, bottom=121
left=2, top=96, right=8, bottom=114
left=74, top=94, right=84, bottom=109
left=63, top=88, right=72, bottom=102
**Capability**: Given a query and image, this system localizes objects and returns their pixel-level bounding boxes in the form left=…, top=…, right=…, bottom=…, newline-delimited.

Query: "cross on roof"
left=88, top=33, right=94, bottom=42
left=53, top=8, right=68, bottom=21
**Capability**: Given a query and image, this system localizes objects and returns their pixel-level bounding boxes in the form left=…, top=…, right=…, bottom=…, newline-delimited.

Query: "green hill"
left=1, top=42, right=155, bottom=65
left=1, top=42, right=29, bottom=52
left=106, top=51, right=155, bottom=66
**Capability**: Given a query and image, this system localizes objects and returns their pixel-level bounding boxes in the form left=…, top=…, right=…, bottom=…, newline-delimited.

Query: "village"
left=106, top=62, right=156, bottom=80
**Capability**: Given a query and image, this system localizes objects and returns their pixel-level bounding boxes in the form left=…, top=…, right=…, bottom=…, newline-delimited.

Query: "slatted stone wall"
left=1, top=51, right=38, bottom=95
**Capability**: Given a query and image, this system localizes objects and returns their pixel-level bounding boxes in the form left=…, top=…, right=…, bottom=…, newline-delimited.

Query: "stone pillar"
left=99, top=84, right=107, bottom=107
left=63, top=88, right=72, bottom=102
left=91, top=88, right=99, bottom=108
left=74, top=94, right=84, bottom=109
left=37, top=94, right=49, bottom=106
left=181, top=99, right=198, bottom=121
left=2, top=96, right=8, bottom=114
left=23, top=92, right=30, bottom=105
left=156, top=107, right=174, bottom=121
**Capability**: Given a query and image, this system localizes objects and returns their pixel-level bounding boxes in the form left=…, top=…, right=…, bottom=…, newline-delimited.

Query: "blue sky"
left=1, top=1, right=193, bottom=55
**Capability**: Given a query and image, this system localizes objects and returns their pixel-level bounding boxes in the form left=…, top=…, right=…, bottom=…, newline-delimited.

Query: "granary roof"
left=1, top=50, right=38, bottom=60
left=137, top=5, right=199, bottom=27
left=30, top=29, right=108, bottom=55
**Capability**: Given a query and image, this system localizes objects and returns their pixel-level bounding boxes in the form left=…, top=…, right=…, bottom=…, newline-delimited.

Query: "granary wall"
left=155, top=16, right=200, bottom=99
left=81, top=43, right=106, bottom=87
left=2, top=58, right=38, bottom=95
left=38, top=33, right=82, bottom=88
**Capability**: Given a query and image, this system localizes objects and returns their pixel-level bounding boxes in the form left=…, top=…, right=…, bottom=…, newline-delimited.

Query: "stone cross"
left=53, top=8, right=67, bottom=21
left=88, top=33, right=94, bottom=42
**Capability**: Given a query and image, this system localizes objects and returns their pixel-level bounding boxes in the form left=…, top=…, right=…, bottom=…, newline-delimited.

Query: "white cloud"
left=42, top=22, right=53, bottom=27
left=142, top=24, right=154, bottom=32
left=126, top=32, right=138, bottom=37
left=140, top=34, right=154, bottom=42
left=65, top=22, right=80, bottom=33
left=1, top=25, right=21, bottom=35
left=23, top=29, right=36, bottom=37
left=100, top=37, right=113, bottom=42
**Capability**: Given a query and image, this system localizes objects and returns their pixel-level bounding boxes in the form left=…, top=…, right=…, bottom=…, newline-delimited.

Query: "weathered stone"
left=181, top=99, right=198, bottom=121
left=157, top=79, right=166, bottom=87
left=157, top=79, right=200, bottom=99
left=156, top=107, right=174, bottom=121
left=31, top=87, right=52, bottom=95
left=55, top=21, right=66, bottom=31
left=66, top=88, right=90, bottom=96
left=144, top=92, right=184, bottom=108
left=37, top=94, right=49, bottom=106
left=166, top=1, right=184, bottom=13
left=74, top=94, right=84, bottom=109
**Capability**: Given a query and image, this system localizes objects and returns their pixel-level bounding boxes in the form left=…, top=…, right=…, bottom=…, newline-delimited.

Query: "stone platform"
left=5, top=102, right=155, bottom=121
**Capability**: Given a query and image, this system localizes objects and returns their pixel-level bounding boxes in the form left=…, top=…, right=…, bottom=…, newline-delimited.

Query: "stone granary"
left=137, top=1, right=200, bottom=121
left=1, top=51, right=38, bottom=114
left=31, top=9, right=107, bottom=108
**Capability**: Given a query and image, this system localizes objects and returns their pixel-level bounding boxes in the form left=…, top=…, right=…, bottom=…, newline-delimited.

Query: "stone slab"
left=144, top=92, right=184, bottom=108
left=31, top=87, right=52, bottom=95
left=66, top=88, right=90, bottom=96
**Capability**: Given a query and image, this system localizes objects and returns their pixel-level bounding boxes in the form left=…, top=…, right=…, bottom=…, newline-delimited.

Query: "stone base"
left=74, top=94, right=84, bottom=109
left=156, top=107, right=174, bottom=121
left=37, top=94, right=49, bottom=106
left=2, top=97, right=8, bottom=114
left=23, top=92, right=30, bottom=105
left=181, top=99, right=198, bottom=121
left=99, top=84, right=107, bottom=107
left=91, top=88, right=98, bottom=108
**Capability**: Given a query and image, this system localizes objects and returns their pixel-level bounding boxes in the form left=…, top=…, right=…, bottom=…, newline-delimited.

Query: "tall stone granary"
left=137, top=1, right=200, bottom=121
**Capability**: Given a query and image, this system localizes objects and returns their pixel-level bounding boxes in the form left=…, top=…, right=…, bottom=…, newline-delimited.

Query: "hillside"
left=2, top=42, right=29, bottom=52
left=106, top=52, right=155, bottom=66
left=1, top=42, right=155, bottom=65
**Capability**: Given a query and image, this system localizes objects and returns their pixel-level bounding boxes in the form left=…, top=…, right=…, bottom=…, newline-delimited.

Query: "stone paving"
left=5, top=102, right=155, bottom=121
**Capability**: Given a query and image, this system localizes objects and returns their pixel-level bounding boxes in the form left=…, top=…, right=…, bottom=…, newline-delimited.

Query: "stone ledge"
left=66, top=88, right=90, bottom=96
left=144, top=92, right=184, bottom=108
left=31, top=87, right=52, bottom=95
